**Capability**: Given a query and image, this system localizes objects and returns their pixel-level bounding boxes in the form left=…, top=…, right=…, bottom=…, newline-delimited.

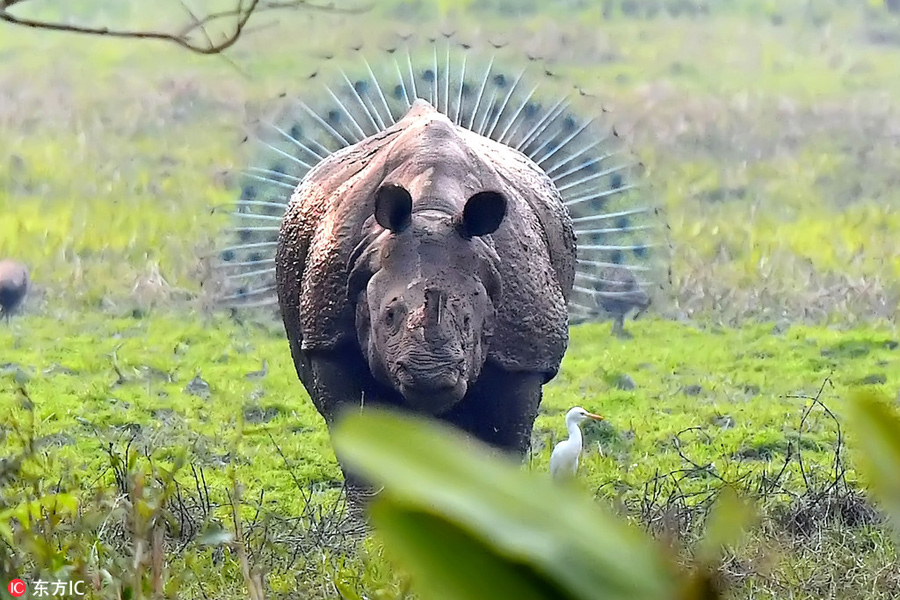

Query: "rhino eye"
left=385, top=307, right=399, bottom=328
left=463, top=314, right=471, bottom=329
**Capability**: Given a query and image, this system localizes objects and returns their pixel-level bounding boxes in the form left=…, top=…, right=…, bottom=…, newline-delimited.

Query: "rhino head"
left=347, top=182, right=507, bottom=415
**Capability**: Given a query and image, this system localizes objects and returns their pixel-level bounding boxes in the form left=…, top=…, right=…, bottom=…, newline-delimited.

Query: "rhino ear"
left=459, top=191, right=507, bottom=238
left=374, top=184, right=413, bottom=233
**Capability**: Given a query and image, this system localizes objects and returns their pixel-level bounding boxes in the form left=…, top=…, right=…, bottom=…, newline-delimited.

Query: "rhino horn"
left=423, top=286, right=446, bottom=327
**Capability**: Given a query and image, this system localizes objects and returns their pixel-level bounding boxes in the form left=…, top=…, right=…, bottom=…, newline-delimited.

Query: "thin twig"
left=0, top=0, right=371, bottom=56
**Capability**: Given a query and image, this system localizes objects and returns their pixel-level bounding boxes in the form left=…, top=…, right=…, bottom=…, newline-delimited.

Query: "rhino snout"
left=395, top=355, right=465, bottom=384
left=393, top=355, right=468, bottom=414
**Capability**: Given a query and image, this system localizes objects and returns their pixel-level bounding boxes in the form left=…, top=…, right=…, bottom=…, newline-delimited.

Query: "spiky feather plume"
left=210, top=28, right=671, bottom=325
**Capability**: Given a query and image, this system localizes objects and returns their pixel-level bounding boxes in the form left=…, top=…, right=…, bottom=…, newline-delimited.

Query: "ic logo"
left=8, top=579, right=26, bottom=597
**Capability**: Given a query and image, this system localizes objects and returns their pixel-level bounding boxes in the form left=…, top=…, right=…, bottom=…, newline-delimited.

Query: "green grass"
left=2, top=315, right=898, bottom=597
left=2, top=0, right=900, bottom=597
left=3, top=315, right=897, bottom=504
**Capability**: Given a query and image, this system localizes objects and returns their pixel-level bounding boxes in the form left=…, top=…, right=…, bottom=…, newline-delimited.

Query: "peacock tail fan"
left=208, top=26, right=672, bottom=327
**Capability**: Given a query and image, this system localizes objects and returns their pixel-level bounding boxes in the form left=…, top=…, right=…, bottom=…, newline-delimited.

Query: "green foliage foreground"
left=1, top=316, right=897, bottom=598
left=329, top=390, right=900, bottom=600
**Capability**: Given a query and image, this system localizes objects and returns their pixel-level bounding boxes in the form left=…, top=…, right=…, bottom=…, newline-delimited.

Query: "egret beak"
left=587, top=412, right=604, bottom=421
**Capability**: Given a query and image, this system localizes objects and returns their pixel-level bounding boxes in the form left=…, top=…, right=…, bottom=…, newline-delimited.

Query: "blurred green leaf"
left=333, top=408, right=675, bottom=600
left=675, top=568, right=722, bottom=600
left=369, top=502, right=565, bottom=600
left=334, top=580, right=363, bottom=600
left=697, top=485, right=756, bottom=565
left=846, top=389, right=900, bottom=535
left=0, top=492, right=78, bottom=533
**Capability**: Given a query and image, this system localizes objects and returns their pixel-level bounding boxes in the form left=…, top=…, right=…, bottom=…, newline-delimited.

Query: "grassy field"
left=2, top=0, right=900, bottom=598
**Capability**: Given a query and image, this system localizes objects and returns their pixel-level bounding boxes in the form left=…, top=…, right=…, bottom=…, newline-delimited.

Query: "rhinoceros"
left=275, top=98, right=574, bottom=460
left=211, top=37, right=668, bottom=484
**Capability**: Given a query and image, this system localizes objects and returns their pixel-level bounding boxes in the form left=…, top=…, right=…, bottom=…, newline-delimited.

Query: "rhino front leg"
left=300, top=350, right=396, bottom=502
left=445, top=362, right=544, bottom=460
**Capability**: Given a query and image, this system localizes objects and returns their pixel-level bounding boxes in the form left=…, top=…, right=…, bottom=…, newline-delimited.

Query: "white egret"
left=549, top=406, right=605, bottom=481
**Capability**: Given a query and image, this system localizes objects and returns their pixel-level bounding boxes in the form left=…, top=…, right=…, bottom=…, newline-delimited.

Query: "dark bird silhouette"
left=0, top=259, right=30, bottom=323
left=594, top=265, right=651, bottom=339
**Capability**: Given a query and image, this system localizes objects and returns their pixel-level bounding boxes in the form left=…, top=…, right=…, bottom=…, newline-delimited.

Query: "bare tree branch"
left=0, top=0, right=370, bottom=55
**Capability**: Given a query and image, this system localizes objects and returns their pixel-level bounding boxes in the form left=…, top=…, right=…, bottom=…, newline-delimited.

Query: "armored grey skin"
left=594, top=265, right=651, bottom=339
left=0, top=259, right=30, bottom=323
left=276, top=100, right=576, bottom=487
